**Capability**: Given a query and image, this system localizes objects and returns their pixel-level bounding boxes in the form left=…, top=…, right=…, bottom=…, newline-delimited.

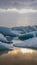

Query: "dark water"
left=0, top=48, right=37, bottom=65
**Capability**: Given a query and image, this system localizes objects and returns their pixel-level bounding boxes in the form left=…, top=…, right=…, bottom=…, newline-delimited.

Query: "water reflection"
left=0, top=48, right=37, bottom=65
left=8, top=48, right=33, bottom=55
left=20, top=48, right=33, bottom=54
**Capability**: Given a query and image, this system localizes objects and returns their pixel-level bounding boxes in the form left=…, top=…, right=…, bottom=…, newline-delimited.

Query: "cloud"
left=0, top=0, right=37, bottom=27
left=0, top=8, right=37, bottom=14
left=0, top=11, right=37, bottom=27
left=0, top=0, right=37, bottom=9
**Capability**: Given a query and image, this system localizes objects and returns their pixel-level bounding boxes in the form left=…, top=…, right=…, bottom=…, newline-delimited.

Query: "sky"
left=0, top=0, right=37, bottom=27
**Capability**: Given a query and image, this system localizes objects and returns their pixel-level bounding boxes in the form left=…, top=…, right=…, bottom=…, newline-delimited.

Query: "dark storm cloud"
left=0, top=0, right=37, bottom=9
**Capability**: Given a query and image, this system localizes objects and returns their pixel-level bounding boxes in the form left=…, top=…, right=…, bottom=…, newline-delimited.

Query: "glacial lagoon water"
left=0, top=39, right=37, bottom=65
left=0, top=47, right=37, bottom=65
left=0, top=26, right=37, bottom=65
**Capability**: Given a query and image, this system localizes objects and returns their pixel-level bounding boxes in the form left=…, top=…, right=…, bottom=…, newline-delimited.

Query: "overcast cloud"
left=0, top=0, right=37, bottom=27
left=0, top=0, right=37, bottom=9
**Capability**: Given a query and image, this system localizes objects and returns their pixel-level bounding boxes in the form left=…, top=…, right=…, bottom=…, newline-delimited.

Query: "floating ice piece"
left=13, top=37, right=37, bottom=50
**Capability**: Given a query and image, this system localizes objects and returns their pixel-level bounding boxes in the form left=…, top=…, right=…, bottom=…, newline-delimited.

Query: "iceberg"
left=0, top=27, right=17, bottom=37
left=13, top=37, right=37, bottom=50
left=0, top=26, right=37, bottom=50
left=0, top=42, right=13, bottom=50
left=18, top=31, right=37, bottom=41
left=0, top=34, right=13, bottom=44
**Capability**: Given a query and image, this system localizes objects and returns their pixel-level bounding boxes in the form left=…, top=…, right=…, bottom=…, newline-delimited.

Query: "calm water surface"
left=0, top=48, right=37, bottom=65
